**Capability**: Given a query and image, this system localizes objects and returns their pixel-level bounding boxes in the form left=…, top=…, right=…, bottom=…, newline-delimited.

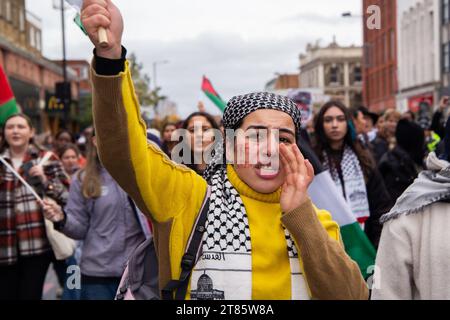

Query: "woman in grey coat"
left=43, top=134, right=147, bottom=300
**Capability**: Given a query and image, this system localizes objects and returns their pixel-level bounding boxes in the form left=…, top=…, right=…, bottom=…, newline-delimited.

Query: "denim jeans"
left=80, top=275, right=121, bottom=300
left=61, top=256, right=81, bottom=300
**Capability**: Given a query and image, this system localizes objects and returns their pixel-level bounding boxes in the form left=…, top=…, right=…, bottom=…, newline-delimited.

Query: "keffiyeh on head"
left=223, top=92, right=302, bottom=133
left=203, top=92, right=302, bottom=182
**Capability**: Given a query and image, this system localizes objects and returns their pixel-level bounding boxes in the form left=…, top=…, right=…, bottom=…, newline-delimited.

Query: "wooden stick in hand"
left=98, top=27, right=109, bottom=48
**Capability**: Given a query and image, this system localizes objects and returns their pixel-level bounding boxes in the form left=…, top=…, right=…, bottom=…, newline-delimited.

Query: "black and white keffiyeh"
left=189, top=92, right=310, bottom=300
left=323, top=146, right=370, bottom=225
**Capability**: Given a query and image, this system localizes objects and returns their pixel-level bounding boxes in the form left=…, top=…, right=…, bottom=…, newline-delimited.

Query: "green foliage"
left=128, top=53, right=167, bottom=108
left=74, top=94, right=93, bottom=130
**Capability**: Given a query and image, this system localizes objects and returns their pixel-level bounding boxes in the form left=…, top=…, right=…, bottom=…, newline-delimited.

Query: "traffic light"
left=55, top=82, right=71, bottom=105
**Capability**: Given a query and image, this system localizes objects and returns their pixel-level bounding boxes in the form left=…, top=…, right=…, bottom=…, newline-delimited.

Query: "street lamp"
left=152, top=60, right=169, bottom=117
left=152, top=60, right=170, bottom=91
left=342, top=11, right=369, bottom=107
left=52, top=0, right=70, bottom=129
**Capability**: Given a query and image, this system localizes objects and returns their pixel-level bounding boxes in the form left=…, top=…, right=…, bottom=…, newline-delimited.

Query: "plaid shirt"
left=0, top=146, right=70, bottom=266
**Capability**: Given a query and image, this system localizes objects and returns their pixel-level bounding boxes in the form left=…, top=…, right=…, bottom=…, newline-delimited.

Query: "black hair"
left=314, top=101, right=375, bottom=180
left=181, top=112, right=220, bottom=131
left=55, top=129, right=76, bottom=143
left=179, top=112, right=221, bottom=175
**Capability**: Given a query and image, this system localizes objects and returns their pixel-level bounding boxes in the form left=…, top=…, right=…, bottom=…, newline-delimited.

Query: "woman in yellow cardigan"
left=62, top=0, right=367, bottom=300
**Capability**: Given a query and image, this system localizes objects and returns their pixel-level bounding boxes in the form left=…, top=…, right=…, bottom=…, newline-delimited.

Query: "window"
left=384, top=33, right=388, bottom=64
left=443, top=0, right=450, bottom=24
left=354, top=66, right=362, bottom=83
left=80, top=66, right=89, bottom=80
left=29, top=27, right=35, bottom=48
left=36, top=31, right=41, bottom=51
left=390, top=29, right=395, bottom=61
left=384, top=69, right=388, bottom=97
left=443, top=42, right=450, bottom=73
left=5, top=0, right=11, bottom=22
left=329, top=65, right=339, bottom=84
left=391, top=67, right=396, bottom=95
left=364, top=43, right=373, bottom=68
left=19, top=7, right=25, bottom=31
left=11, top=1, right=16, bottom=27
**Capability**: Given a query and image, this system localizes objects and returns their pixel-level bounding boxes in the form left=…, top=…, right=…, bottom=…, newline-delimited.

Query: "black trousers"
left=51, top=253, right=68, bottom=288
left=0, top=252, right=52, bottom=300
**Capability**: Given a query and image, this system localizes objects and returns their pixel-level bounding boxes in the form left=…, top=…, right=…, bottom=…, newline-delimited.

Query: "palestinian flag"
left=299, top=138, right=376, bottom=279
left=201, top=76, right=227, bottom=113
left=0, top=66, right=19, bottom=126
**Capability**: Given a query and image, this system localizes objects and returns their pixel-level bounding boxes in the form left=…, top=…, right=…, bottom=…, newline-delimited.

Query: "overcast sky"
left=26, top=0, right=362, bottom=117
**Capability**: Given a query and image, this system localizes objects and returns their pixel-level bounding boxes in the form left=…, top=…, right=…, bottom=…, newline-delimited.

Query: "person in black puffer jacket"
left=378, top=119, right=426, bottom=207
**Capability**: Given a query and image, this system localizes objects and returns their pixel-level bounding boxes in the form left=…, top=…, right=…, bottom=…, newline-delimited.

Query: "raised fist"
left=81, top=0, right=124, bottom=59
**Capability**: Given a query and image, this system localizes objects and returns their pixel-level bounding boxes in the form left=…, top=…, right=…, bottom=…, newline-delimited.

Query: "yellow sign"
left=47, top=96, right=65, bottom=111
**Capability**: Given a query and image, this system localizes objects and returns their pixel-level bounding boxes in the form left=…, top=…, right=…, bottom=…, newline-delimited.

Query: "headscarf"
left=203, top=92, right=301, bottom=183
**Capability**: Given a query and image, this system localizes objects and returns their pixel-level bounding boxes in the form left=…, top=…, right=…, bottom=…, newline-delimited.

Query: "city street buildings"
left=362, top=0, right=398, bottom=113
left=299, top=39, right=363, bottom=108
left=396, top=0, right=441, bottom=113
left=0, top=0, right=84, bottom=133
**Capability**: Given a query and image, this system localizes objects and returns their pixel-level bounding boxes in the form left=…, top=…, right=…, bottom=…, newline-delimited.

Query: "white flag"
left=65, top=0, right=83, bottom=12
left=65, top=0, right=109, bottom=45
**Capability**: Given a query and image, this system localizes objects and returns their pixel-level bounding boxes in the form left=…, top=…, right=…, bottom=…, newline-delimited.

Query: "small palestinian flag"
left=0, top=65, right=19, bottom=126
left=65, top=0, right=88, bottom=35
left=299, top=138, right=376, bottom=279
left=201, top=76, right=227, bottom=113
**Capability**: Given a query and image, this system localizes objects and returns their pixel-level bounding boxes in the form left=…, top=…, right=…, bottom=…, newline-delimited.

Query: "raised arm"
left=82, top=0, right=207, bottom=222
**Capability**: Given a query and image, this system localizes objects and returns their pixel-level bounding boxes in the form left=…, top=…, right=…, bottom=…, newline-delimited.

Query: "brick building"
left=362, top=0, right=398, bottom=113
left=0, top=0, right=80, bottom=133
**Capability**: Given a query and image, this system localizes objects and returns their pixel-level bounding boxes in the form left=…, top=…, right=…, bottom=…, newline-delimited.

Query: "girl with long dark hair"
left=314, top=101, right=391, bottom=248
left=160, top=122, right=178, bottom=157
left=176, top=112, right=220, bottom=175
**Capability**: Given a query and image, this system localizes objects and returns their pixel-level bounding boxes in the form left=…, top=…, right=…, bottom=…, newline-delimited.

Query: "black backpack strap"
left=161, top=187, right=210, bottom=300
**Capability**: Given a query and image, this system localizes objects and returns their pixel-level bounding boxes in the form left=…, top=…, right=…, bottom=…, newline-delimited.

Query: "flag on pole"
left=65, top=0, right=83, bottom=10
left=299, top=138, right=376, bottom=279
left=66, top=0, right=108, bottom=45
left=201, top=76, right=227, bottom=113
left=65, top=0, right=87, bottom=35
left=0, top=65, right=19, bottom=126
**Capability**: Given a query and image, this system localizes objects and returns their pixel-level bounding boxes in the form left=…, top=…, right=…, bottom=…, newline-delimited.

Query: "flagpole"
left=60, top=0, right=68, bottom=128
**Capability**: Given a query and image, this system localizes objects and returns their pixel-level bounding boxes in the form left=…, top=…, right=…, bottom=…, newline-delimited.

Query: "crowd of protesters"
left=0, top=91, right=449, bottom=300
left=1, top=0, right=450, bottom=300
